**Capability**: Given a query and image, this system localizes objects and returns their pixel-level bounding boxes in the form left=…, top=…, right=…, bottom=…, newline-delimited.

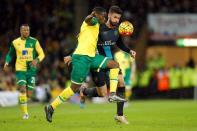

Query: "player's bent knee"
left=107, top=60, right=119, bottom=69
left=118, top=80, right=125, bottom=87
left=71, top=83, right=81, bottom=93
left=19, top=86, right=26, bottom=93
left=97, top=85, right=107, bottom=97
left=100, top=90, right=107, bottom=97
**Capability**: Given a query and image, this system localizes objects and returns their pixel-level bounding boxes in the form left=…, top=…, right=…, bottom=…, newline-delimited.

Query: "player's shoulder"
left=28, top=36, right=39, bottom=45
left=115, top=51, right=123, bottom=57
left=100, top=24, right=118, bottom=32
left=12, top=37, right=21, bottom=44
left=115, top=51, right=124, bottom=55
left=116, top=51, right=125, bottom=59
left=28, top=36, right=38, bottom=41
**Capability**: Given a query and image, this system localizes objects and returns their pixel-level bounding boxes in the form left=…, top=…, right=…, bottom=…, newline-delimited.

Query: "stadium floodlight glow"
left=176, top=38, right=197, bottom=47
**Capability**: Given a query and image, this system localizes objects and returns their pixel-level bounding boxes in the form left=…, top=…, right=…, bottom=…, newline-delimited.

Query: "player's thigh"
left=91, top=54, right=111, bottom=71
left=15, top=71, right=27, bottom=87
left=71, top=54, right=92, bottom=85
left=91, top=69, right=107, bottom=87
left=26, top=74, right=36, bottom=90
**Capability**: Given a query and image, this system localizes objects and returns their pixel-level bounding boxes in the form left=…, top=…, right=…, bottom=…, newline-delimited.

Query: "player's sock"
left=125, top=88, right=132, bottom=100
left=116, top=87, right=125, bottom=116
left=19, top=93, right=28, bottom=115
left=109, top=68, right=119, bottom=93
left=83, top=88, right=99, bottom=97
left=51, top=87, right=74, bottom=109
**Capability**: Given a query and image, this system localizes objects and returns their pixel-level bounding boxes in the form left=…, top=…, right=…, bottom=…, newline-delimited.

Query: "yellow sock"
left=19, top=93, right=28, bottom=114
left=125, top=89, right=131, bottom=100
left=109, top=68, right=119, bottom=93
left=51, top=87, right=74, bottom=109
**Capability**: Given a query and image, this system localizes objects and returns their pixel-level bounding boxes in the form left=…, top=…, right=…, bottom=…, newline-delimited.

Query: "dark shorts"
left=91, top=69, right=122, bottom=88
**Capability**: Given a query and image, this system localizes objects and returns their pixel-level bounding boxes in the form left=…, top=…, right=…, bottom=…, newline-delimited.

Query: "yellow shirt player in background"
left=115, top=50, right=136, bottom=106
left=4, top=24, right=45, bottom=119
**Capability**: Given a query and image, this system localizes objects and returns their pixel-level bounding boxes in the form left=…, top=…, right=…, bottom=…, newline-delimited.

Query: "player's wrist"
left=35, top=58, right=40, bottom=63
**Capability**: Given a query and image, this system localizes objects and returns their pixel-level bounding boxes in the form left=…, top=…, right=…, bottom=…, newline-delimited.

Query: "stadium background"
left=0, top=0, right=197, bottom=104
left=0, top=1, right=197, bottom=131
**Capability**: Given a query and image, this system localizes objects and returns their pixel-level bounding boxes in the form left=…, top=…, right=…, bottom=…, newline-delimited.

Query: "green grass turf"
left=0, top=100, right=197, bottom=131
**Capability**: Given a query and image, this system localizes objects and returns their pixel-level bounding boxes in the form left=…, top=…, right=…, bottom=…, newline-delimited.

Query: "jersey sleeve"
left=5, top=42, right=16, bottom=64
left=90, top=17, right=99, bottom=25
left=35, top=40, right=45, bottom=62
left=116, top=37, right=130, bottom=53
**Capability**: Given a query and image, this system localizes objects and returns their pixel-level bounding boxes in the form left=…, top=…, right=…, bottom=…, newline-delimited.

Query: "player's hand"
left=3, top=63, right=9, bottom=71
left=31, top=59, right=38, bottom=67
left=130, top=50, right=136, bottom=58
left=64, top=56, right=72, bottom=65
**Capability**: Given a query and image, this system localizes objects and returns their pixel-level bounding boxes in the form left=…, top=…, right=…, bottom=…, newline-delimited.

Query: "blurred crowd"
left=0, top=0, right=75, bottom=94
left=133, top=55, right=197, bottom=99
left=0, top=0, right=197, bottom=100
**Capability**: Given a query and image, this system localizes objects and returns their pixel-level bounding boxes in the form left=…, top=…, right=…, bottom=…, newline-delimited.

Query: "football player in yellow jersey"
left=4, top=24, right=45, bottom=119
left=45, top=7, right=126, bottom=123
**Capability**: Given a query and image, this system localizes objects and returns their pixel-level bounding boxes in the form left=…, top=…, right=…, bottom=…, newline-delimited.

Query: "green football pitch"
left=0, top=100, right=197, bottom=131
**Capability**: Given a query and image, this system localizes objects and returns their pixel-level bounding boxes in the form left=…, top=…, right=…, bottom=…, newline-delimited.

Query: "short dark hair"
left=93, top=6, right=106, bottom=14
left=109, top=6, right=123, bottom=15
left=20, top=24, right=29, bottom=27
left=20, top=24, right=29, bottom=29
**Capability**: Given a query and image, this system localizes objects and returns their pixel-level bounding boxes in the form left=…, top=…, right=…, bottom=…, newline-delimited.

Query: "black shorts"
left=91, top=69, right=122, bottom=88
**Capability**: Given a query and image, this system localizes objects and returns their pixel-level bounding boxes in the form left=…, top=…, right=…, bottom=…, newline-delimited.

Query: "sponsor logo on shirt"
left=20, top=50, right=32, bottom=60
left=22, top=50, right=28, bottom=55
left=98, top=40, right=116, bottom=46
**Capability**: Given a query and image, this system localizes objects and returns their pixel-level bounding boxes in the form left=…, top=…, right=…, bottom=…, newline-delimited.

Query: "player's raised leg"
left=89, top=54, right=126, bottom=102
left=45, top=54, right=92, bottom=122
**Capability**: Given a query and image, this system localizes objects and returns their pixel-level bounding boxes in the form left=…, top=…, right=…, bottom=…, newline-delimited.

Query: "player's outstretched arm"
left=117, top=37, right=136, bottom=58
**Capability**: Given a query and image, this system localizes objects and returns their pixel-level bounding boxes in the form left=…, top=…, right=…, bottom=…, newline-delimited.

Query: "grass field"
left=0, top=100, right=197, bottom=131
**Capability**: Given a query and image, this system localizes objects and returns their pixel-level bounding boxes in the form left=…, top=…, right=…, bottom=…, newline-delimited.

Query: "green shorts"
left=71, top=54, right=110, bottom=84
left=15, top=71, right=36, bottom=90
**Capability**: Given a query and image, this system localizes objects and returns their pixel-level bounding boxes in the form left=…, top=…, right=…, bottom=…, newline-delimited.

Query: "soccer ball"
left=118, top=21, right=134, bottom=36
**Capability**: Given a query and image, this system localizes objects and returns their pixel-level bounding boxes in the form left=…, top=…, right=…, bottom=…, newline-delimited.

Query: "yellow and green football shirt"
left=74, top=21, right=99, bottom=57
left=114, top=51, right=134, bottom=76
left=5, top=36, right=45, bottom=71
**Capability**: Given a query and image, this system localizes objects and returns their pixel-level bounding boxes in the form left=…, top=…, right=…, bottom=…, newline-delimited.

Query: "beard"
left=109, top=19, right=118, bottom=27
